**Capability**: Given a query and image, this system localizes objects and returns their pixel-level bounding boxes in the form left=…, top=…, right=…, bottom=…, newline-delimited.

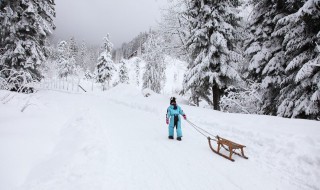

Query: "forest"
left=0, top=0, right=319, bottom=120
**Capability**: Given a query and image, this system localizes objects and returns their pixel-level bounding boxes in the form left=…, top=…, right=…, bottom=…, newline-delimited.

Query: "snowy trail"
left=1, top=87, right=319, bottom=190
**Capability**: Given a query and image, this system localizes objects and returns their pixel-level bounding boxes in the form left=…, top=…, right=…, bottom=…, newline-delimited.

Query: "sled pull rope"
left=185, top=119, right=217, bottom=141
left=186, top=120, right=234, bottom=153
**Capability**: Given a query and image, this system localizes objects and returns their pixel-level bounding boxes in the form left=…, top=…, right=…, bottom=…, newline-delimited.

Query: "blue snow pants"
left=168, top=118, right=182, bottom=137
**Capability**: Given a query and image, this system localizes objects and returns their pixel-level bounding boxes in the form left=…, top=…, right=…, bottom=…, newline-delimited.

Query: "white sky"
left=53, top=0, right=168, bottom=47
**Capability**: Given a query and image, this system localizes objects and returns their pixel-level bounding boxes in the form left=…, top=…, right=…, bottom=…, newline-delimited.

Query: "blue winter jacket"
left=166, top=105, right=185, bottom=127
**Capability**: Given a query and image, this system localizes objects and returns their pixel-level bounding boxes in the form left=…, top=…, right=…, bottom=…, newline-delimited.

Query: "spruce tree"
left=69, top=36, right=78, bottom=62
left=243, top=0, right=302, bottom=115
left=275, top=0, right=320, bottom=119
left=57, top=41, right=75, bottom=79
left=119, top=59, right=129, bottom=84
left=96, top=34, right=115, bottom=90
left=183, top=0, right=242, bottom=110
left=0, top=0, right=55, bottom=90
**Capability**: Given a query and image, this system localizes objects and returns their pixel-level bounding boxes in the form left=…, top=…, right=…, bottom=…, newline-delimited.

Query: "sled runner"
left=208, top=136, right=248, bottom=162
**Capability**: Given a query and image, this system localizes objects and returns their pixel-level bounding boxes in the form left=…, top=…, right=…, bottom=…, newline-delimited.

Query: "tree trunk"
left=196, top=97, right=199, bottom=107
left=103, top=82, right=106, bottom=91
left=212, top=85, right=221, bottom=111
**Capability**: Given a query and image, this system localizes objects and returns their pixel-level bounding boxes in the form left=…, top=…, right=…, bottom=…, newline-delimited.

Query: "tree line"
left=159, top=0, right=320, bottom=120
left=0, top=0, right=319, bottom=120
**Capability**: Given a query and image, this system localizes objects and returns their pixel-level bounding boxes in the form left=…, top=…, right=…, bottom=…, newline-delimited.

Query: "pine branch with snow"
left=275, top=0, right=320, bottom=119
left=0, top=0, right=55, bottom=91
left=242, top=0, right=292, bottom=115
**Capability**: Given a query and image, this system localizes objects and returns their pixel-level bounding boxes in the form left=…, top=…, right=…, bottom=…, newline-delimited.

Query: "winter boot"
left=177, top=137, right=182, bottom=141
left=168, top=136, right=174, bottom=139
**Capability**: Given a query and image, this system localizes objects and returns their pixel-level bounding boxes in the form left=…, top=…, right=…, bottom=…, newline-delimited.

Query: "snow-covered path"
left=1, top=86, right=319, bottom=190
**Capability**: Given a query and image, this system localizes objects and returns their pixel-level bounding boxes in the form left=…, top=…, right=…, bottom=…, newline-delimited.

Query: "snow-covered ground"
left=0, top=85, right=319, bottom=190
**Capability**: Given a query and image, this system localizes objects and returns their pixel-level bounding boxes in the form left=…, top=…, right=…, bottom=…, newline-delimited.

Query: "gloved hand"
left=166, top=118, right=169, bottom=124
left=183, top=114, right=187, bottom=120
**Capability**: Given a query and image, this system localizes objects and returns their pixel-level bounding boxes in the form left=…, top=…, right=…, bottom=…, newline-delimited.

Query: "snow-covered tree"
left=182, top=0, right=243, bottom=110
left=119, top=59, right=129, bottom=84
left=159, top=0, right=190, bottom=60
left=275, top=0, right=320, bottom=119
left=57, top=41, right=75, bottom=79
left=96, top=34, right=115, bottom=90
left=135, top=58, right=141, bottom=86
left=69, top=36, right=78, bottom=61
left=142, top=32, right=166, bottom=93
left=78, top=41, right=87, bottom=68
left=243, top=0, right=300, bottom=115
left=117, top=32, right=148, bottom=59
left=0, top=0, right=55, bottom=91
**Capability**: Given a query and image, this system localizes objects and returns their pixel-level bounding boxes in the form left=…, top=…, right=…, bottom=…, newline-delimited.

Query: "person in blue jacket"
left=166, top=97, right=187, bottom=141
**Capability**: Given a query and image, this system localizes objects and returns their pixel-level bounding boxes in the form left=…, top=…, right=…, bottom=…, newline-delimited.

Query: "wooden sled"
left=207, top=136, right=248, bottom=162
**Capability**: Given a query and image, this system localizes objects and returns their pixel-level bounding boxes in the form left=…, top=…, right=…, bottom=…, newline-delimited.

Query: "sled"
left=207, top=136, right=248, bottom=162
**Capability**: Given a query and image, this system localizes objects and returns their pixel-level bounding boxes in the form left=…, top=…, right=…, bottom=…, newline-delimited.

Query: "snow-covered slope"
left=0, top=85, right=319, bottom=190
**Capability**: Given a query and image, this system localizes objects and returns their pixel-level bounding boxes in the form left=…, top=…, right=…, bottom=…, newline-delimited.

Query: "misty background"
left=52, top=0, right=168, bottom=47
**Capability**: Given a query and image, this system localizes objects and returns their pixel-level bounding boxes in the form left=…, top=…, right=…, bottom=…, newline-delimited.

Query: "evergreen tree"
left=0, top=0, right=55, bottom=90
left=119, top=59, right=129, bottom=84
left=142, top=32, right=166, bottom=93
left=57, top=41, right=75, bottom=79
left=96, top=34, right=115, bottom=90
left=275, top=0, right=320, bottom=119
left=135, top=58, right=141, bottom=86
left=79, top=40, right=87, bottom=68
left=182, top=0, right=243, bottom=110
left=243, top=0, right=301, bottom=115
left=69, top=36, right=78, bottom=60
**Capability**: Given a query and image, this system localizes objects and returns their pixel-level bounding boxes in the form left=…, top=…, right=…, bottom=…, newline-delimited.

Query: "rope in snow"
left=185, top=119, right=217, bottom=141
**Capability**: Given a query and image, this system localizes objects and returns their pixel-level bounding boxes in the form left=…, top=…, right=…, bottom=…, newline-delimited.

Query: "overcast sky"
left=53, top=0, right=168, bottom=48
